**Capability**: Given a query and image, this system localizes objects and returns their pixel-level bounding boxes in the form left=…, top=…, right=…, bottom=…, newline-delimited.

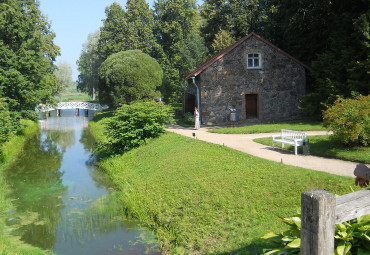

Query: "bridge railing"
left=37, top=102, right=109, bottom=112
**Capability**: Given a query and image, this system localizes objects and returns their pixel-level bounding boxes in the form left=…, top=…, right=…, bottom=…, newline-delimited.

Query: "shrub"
left=182, top=112, right=195, bottom=125
left=98, top=50, right=163, bottom=108
left=0, top=99, right=19, bottom=144
left=323, top=95, right=370, bottom=146
left=262, top=211, right=370, bottom=254
left=102, top=101, right=174, bottom=154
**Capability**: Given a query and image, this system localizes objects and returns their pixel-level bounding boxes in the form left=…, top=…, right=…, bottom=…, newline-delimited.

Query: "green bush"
left=182, top=112, right=195, bottom=125
left=0, top=99, right=19, bottom=144
left=102, top=101, right=174, bottom=154
left=99, top=50, right=163, bottom=108
left=323, top=95, right=370, bottom=146
left=262, top=212, right=370, bottom=255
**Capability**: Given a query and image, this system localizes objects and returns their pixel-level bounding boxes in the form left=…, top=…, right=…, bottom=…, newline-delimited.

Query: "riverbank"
left=89, top=114, right=361, bottom=254
left=0, top=120, right=48, bottom=255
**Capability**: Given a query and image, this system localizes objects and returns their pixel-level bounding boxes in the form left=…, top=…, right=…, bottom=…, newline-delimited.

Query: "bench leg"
left=295, top=145, right=297, bottom=155
left=282, top=143, right=285, bottom=149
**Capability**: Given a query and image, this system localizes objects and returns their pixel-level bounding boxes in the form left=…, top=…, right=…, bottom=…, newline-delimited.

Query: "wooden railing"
left=301, top=188, right=370, bottom=254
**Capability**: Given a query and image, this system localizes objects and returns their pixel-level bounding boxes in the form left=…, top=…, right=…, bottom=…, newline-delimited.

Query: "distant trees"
left=98, top=50, right=162, bottom=108
left=77, top=30, right=101, bottom=100
left=54, top=62, right=73, bottom=93
left=0, top=0, right=60, bottom=115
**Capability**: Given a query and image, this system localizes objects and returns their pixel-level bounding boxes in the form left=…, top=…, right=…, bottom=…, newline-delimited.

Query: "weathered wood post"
left=301, top=189, right=336, bottom=255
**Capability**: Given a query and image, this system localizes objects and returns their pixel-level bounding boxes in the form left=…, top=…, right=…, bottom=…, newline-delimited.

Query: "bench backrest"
left=281, top=129, right=307, bottom=140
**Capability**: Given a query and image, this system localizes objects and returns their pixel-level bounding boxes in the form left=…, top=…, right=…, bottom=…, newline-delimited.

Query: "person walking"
left=194, top=107, right=200, bottom=130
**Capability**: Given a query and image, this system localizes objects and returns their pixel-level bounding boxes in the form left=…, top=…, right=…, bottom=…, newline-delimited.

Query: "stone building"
left=183, top=32, right=311, bottom=125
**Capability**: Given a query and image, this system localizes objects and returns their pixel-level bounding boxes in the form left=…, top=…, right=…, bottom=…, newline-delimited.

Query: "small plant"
left=101, top=101, right=174, bottom=154
left=182, top=112, right=195, bottom=125
left=262, top=211, right=370, bottom=255
left=323, top=95, right=369, bottom=146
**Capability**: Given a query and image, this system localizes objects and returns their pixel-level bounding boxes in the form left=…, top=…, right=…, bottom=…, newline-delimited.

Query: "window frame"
left=247, top=53, right=262, bottom=69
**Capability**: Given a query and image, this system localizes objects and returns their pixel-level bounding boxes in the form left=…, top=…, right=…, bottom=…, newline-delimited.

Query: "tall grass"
left=0, top=120, right=49, bottom=255
left=90, top=116, right=360, bottom=254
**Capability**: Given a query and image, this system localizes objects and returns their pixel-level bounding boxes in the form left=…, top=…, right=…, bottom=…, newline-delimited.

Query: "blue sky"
left=39, top=0, right=146, bottom=81
left=39, top=0, right=201, bottom=81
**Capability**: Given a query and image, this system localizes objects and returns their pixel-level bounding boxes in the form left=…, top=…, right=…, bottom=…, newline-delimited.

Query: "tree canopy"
left=75, top=0, right=369, bottom=118
left=98, top=50, right=163, bottom=108
left=0, top=0, right=60, bottom=115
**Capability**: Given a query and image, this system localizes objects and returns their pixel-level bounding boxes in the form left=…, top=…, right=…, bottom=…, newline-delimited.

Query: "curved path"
left=166, top=125, right=368, bottom=177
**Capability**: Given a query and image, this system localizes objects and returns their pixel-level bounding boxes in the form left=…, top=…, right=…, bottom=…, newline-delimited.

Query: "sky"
left=39, top=0, right=156, bottom=81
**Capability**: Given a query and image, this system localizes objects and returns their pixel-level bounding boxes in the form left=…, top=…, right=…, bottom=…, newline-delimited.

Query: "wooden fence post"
left=301, top=189, right=336, bottom=255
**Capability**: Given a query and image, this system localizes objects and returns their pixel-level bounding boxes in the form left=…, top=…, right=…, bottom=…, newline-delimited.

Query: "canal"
left=4, top=109, right=159, bottom=255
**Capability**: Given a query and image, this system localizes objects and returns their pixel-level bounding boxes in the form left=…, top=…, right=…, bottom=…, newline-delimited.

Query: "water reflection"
left=4, top=110, right=159, bottom=255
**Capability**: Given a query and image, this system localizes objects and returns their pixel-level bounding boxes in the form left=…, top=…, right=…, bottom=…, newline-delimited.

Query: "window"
left=247, top=53, right=261, bottom=69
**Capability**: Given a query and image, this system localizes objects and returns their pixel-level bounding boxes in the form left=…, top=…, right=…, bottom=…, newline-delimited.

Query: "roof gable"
left=185, top=32, right=311, bottom=80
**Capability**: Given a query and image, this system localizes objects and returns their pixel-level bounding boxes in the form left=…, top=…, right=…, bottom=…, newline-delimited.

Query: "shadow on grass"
left=208, top=238, right=274, bottom=255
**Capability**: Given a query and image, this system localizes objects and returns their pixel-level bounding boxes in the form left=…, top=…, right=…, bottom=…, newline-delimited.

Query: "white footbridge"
left=38, top=102, right=109, bottom=112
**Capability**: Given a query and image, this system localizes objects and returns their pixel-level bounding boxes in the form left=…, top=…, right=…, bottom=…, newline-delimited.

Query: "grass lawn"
left=89, top=114, right=360, bottom=254
left=254, top=135, right=370, bottom=163
left=209, top=121, right=326, bottom=134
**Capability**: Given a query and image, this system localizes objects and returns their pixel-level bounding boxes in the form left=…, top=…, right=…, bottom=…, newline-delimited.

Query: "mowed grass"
left=209, top=121, right=326, bottom=134
left=254, top=135, right=370, bottom=163
left=90, top=117, right=360, bottom=254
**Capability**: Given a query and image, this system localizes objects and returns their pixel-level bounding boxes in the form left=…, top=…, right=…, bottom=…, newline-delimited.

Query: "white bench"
left=272, top=129, right=307, bottom=155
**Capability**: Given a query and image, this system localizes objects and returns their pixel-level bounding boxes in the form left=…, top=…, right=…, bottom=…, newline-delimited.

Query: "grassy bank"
left=90, top=115, right=360, bottom=254
left=209, top=121, right=326, bottom=134
left=0, top=120, right=48, bottom=254
left=254, top=135, right=370, bottom=163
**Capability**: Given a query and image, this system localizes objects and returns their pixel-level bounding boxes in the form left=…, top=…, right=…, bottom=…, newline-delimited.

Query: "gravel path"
left=166, top=125, right=368, bottom=177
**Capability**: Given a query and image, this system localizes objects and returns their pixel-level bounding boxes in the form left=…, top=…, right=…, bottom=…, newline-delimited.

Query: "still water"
left=5, top=110, right=159, bottom=255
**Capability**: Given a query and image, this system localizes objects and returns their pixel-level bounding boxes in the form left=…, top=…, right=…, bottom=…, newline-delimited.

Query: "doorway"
left=184, top=93, right=196, bottom=114
left=245, top=94, right=258, bottom=118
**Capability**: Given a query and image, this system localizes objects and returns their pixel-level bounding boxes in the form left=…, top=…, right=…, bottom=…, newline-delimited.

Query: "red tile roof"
left=184, top=32, right=311, bottom=80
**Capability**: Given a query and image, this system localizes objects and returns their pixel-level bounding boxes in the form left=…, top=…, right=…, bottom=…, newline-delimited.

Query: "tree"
left=179, top=31, right=209, bottom=79
left=153, top=0, right=199, bottom=101
left=200, top=0, right=229, bottom=50
left=0, top=0, right=60, bottom=114
left=125, top=0, right=157, bottom=54
left=210, top=29, right=235, bottom=54
left=54, top=62, right=73, bottom=93
left=98, top=2, right=127, bottom=61
left=77, top=30, right=101, bottom=100
left=98, top=50, right=162, bottom=107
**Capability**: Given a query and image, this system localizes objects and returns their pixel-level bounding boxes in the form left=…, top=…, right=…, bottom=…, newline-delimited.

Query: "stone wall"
left=194, top=36, right=306, bottom=125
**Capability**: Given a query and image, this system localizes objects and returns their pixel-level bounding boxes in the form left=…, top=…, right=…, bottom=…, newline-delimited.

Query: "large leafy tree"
left=265, top=0, right=369, bottom=117
left=0, top=0, right=60, bottom=113
left=97, top=2, right=127, bottom=61
left=98, top=50, right=162, bottom=107
left=201, top=0, right=266, bottom=54
left=77, top=30, right=101, bottom=100
left=125, top=0, right=157, bottom=54
left=153, top=0, right=200, bottom=101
